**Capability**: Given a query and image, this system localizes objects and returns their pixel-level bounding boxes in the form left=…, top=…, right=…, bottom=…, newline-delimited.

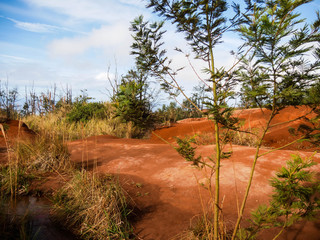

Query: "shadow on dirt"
left=115, top=173, right=198, bottom=240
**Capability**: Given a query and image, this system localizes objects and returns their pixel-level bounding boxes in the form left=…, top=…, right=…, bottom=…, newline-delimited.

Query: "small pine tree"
left=112, top=69, right=154, bottom=137
left=241, top=155, right=320, bottom=240
left=133, top=2, right=244, bottom=237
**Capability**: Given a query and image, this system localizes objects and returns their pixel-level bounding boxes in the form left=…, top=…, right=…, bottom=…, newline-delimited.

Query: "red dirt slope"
left=151, top=106, right=319, bottom=151
left=0, top=120, right=35, bottom=143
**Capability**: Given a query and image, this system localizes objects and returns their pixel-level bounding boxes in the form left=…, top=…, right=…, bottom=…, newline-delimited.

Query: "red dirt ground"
left=68, top=106, right=320, bottom=240
left=1, top=106, right=319, bottom=239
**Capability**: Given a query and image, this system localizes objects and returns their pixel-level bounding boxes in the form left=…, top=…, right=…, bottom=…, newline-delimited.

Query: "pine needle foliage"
left=175, top=136, right=202, bottom=167
left=240, top=154, right=320, bottom=240
left=236, top=0, right=320, bottom=110
left=112, top=69, right=155, bottom=137
left=270, top=155, right=319, bottom=219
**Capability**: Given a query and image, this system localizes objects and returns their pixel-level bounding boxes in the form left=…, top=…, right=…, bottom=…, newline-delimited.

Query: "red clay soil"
left=151, top=106, right=319, bottom=151
left=68, top=138, right=320, bottom=240
left=0, top=120, right=35, bottom=164
left=68, top=106, right=320, bottom=240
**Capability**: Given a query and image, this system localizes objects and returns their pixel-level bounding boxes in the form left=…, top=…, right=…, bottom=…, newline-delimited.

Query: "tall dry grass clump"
left=53, top=170, right=132, bottom=240
left=14, top=135, right=72, bottom=172
left=23, top=110, right=139, bottom=141
left=0, top=122, right=72, bottom=197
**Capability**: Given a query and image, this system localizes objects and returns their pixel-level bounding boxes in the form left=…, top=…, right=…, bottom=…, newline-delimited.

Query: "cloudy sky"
left=0, top=0, right=319, bottom=106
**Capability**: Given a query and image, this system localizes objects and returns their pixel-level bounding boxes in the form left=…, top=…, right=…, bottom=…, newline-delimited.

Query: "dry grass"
left=195, top=132, right=216, bottom=145
left=52, top=170, right=132, bottom=240
left=14, top=135, right=72, bottom=172
left=23, top=111, right=141, bottom=141
left=227, top=129, right=259, bottom=147
left=194, top=129, right=259, bottom=148
left=0, top=124, right=72, bottom=197
left=173, top=214, right=230, bottom=240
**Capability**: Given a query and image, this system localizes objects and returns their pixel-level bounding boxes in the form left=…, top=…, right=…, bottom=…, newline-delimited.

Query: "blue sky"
left=0, top=0, right=319, bottom=106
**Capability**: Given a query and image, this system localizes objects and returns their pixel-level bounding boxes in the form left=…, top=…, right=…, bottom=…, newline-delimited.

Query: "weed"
left=195, top=133, right=215, bottom=145
left=0, top=165, right=34, bottom=196
left=238, top=154, right=320, bottom=240
left=175, top=136, right=202, bottom=167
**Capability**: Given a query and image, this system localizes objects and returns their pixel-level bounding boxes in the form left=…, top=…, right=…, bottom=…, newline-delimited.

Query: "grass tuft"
left=53, top=170, right=132, bottom=240
left=14, top=135, right=72, bottom=172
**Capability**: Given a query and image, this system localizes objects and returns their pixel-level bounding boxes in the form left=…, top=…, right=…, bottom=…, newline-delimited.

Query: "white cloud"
left=0, top=54, right=33, bottom=63
left=24, top=0, right=149, bottom=23
left=48, top=22, right=132, bottom=62
left=3, top=16, right=56, bottom=33
left=2, top=16, right=86, bottom=34
left=95, top=72, right=107, bottom=81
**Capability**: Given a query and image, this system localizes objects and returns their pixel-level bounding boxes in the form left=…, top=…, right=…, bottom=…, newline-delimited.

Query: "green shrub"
left=67, top=102, right=110, bottom=123
left=155, top=102, right=203, bottom=125
left=112, top=77, right=155, bottom=138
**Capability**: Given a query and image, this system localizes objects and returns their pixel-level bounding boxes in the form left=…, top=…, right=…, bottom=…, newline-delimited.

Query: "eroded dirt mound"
left=151, top=106, right=319, bottom=151
left=67, top=106, right=320, bottom=239
left=150, top=118, right=215, bottom=144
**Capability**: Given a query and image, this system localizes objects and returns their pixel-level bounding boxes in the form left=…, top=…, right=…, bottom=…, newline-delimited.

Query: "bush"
left=112, top=76, right=155, bottom=138
left=155, top=102, right=202, bottom=126
left=67, top=102, right=110, bottom=123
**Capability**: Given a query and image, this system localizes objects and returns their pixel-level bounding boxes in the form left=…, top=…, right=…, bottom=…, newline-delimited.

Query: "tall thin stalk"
left=231, top=110, right=274, bottom=240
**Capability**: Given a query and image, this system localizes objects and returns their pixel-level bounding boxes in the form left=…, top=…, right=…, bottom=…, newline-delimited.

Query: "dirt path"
left=68, top=136, right=320, bottom=239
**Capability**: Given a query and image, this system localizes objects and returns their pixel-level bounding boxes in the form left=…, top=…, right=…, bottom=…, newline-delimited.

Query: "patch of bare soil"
left=68, top=138, right=320, bottom=239
left=68, top=106, right=319, bottom=239
left=0, top=119, right=35, bottom=141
